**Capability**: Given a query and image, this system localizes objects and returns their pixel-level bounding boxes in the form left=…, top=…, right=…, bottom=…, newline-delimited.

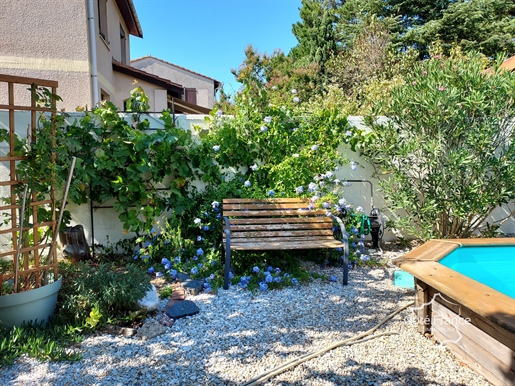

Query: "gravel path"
left=1, top=252, right=491, bottom=386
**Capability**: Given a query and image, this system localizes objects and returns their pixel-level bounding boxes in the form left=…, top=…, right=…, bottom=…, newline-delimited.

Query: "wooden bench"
left=222, top=198, right=349, bottom=290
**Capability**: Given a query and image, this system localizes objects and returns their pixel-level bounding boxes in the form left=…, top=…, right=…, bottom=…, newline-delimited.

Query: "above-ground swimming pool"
left=394, top=238, right=515, bottom=386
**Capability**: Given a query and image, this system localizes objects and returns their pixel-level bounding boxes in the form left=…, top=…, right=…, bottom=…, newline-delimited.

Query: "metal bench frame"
left=222, top=198, right=349, bottom=290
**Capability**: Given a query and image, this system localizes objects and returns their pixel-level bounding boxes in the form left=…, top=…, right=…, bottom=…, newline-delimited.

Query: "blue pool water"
left=439, top=246, right=515, bottom=299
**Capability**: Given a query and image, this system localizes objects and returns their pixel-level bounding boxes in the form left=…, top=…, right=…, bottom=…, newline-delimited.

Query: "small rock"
left=158, top=313, right=175, bottom=327
left=182, top=280, right=204, bottom=296
left=135, top=320, right=167, bottom=341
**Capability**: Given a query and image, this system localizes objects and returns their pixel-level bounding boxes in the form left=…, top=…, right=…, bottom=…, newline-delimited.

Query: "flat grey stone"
left=166, top=300, right=200, bottom=319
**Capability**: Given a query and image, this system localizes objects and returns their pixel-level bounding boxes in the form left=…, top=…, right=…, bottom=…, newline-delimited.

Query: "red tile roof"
left=500, top=56, right=515, bottom=72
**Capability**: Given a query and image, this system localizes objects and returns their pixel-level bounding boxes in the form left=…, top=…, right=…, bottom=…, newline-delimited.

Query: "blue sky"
left=130, top=0, right=302, bottom=95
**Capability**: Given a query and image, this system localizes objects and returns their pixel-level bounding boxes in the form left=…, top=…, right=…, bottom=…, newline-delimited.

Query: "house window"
left=98, top=0, right=108, bottom=42
left=120, top=24, right=127, bottom=64
left=101, top=90, right=110, bottom=102
left=185, top=88, right=197, bottom=105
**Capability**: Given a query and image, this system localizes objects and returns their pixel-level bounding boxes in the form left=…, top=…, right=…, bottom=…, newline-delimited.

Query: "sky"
left=130, top=0, right=302, bottom=95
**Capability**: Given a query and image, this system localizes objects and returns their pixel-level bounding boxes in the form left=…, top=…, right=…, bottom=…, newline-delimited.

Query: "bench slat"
left=224, top=209, right=327, bottom=217
left=226, top=217, right=332, bottom=225
left=223, top=198, right=308, bottom=204
left=224, top=202, right=313, bottom=210
left=227, top=240, right=344, bottom=250
left=226, top=229, right=334, bottom=238
left=227, top=223, right=332, bottom=231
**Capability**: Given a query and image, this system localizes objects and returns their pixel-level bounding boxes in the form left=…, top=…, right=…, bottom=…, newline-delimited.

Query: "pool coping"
left=393, top=238, right=515, bottom=336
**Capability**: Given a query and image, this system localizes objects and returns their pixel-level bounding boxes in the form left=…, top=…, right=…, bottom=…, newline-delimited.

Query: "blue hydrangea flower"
left=229, top=271, right=234, bottom=279
left=142, top=254, right=150, bottom=261
left=164, top=263, right=172, bottom=270
left=169, top=269, right=177, bottom=279
left=209, top=274, right=215, bottom=281
left=360, top=254, right=370, bottom=261
left=259, top=282, right=268, bottom=291
left=213, top=145, right=220, bottom=151
left=265, top=274, right=273, bottom=283
left=174, top=256, right=181, bottom=263
left=338, top=198, right=346, bottom=207
left=156, top=272, right=164, bottom=278
left=356, top=206, right=363, bottom=212
left=211, top=201, right=219, bottom=208
left=260, top=126, right=268, bottom=133
left=326, top=171, right=334, bottom=178
left=196, top=248, right=204, bottom=256
left=250, top=163, right=258, bottom=171
left=266, top=266, right=273, bottom=272
left=194, top=218, right=201, bottom=225
left=198, top=263, right=203, bottom=268
left=322, top=202, right=331, bottom=209
left=293, top=97, right=300, bottom=103
left=217, top=109, right=223, bottom=116
left=295, top=186, right=304, bottom=194
left=193, top=255, right=198, bottom=261
left=329, top=275, right=338, bottom=282
left=268, top=190, right=275, bottom=197
left=216, top=213, right=221, bottom=219
left=351, top=227, right=359, bottom=235
left=252, top=266, right=260, bottom=274
left=147, top=267, right=155, bottom=274
left=197, top=235, right=203, bottom=242
left=275, top=267, right=281, bottom=274
left=273, top=276, right=282, bottom=283
left=264, top=116, right=272, bottom=123
left=291, top=89, right=297, bottom=94
left=308, top=182, right=317, bottom=192
left=203, top=225, right=210, bottom=231
left=291, top=278, right=299, bottom=286
left=244, top=180, right=251, bottom=188
left=345, top=130, right=352, bottom=137
left=283, top=273, right=290, bottom=278
left=161, top=257, right=171, bottom=265
left=311, top=144, right=318, bottom=151
left=191, top=267, right=199, bottom=275
left=144, top=241, right=152, bottom=248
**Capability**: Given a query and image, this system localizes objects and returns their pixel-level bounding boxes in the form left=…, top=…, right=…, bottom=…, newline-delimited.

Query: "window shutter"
left=185, top=88, right=197, bottom=105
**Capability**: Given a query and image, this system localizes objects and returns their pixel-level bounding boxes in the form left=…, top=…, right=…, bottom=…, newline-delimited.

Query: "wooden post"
left=415, top=279, right=431, bottom=334
left=59, top=225, right=91, bottom=263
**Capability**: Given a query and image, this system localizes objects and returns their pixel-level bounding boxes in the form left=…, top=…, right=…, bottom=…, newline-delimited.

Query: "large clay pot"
left=0, top=276, right=62, bottom=329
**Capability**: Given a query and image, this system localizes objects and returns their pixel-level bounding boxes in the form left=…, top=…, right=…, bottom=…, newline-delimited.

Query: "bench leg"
left=224, top=246, right=231, bottom=290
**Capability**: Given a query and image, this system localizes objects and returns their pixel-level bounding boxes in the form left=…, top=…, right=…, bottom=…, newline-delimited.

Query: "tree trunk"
left=59, top=225, right=91, bottom=263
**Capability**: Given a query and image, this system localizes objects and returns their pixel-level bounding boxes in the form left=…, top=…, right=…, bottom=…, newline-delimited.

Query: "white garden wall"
left=1, top=112, right=513, bottom=254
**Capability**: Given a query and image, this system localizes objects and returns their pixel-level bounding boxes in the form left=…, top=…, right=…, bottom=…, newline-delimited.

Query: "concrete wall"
left=131, top=57, right=216, bottom=109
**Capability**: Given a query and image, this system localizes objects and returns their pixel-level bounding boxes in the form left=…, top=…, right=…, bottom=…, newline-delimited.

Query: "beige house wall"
left=112, top=72, right=167, bottom=112
left=0, top=0, right=139, bottom=111
left=0, top=0, right=91, bottom=110
left=131, top=57, right=217, bottom=109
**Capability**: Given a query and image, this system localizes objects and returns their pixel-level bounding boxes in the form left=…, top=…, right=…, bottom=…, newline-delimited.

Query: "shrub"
left=361, top=50, right=515, bottom=239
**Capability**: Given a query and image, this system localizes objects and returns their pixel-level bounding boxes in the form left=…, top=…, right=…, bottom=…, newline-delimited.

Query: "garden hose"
left=241, top=301, right=414, bottom=386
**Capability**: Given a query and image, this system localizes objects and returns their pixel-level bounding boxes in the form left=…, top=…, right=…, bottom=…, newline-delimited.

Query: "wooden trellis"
left=0, top=74, right=59, bottom=295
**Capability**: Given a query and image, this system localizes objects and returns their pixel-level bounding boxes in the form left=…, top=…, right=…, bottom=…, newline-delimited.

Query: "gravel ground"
left=1, top=248, right=491, bottom=386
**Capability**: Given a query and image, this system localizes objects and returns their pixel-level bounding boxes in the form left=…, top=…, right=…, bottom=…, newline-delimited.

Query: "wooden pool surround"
left=394, top=238, right=515, bottom=386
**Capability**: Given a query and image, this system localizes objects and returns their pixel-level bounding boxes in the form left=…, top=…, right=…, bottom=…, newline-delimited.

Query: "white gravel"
left=1, top=251, right=491, bottom=386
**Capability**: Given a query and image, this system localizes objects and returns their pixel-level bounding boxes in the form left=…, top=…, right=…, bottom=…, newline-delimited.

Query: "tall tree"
left=290, top=0, right=338, bottom=68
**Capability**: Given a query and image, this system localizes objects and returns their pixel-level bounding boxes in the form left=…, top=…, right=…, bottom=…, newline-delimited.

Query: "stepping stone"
left=166, top=300, right=200, bottom=319
left=183, top=279, right=204, bottom=295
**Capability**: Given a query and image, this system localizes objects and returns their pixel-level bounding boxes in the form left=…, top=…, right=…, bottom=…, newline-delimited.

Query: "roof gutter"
left=86, top=0, right=99, bottom=108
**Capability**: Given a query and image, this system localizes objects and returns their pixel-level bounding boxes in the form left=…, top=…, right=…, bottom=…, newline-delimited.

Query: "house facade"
left=131, top=56, right=221, bottom=109
left=0, top=0, right=215, bottom=114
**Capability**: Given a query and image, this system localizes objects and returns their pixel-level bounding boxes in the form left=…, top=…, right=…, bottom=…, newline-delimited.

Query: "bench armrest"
left=330, top=214, right=350, bottom=285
